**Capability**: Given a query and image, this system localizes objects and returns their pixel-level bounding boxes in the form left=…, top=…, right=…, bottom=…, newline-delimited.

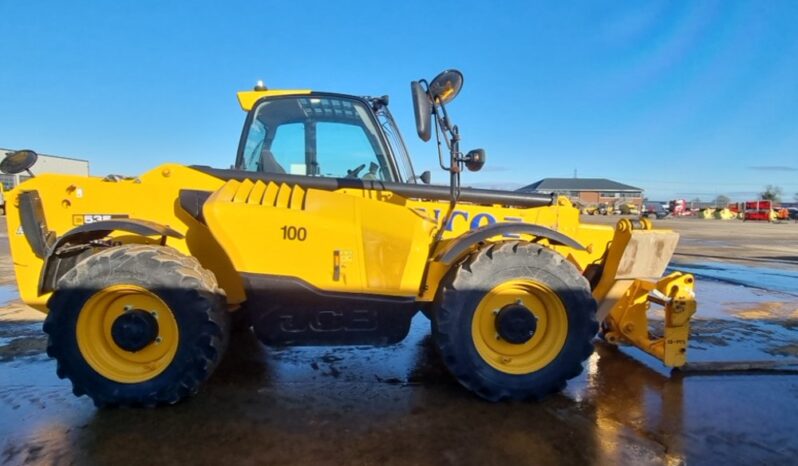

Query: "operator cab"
left=236, top=90, right=419, bottom=183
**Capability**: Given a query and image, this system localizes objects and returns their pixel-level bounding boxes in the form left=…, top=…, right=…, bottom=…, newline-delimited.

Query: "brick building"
left=517, top=178, right=644, bottom=210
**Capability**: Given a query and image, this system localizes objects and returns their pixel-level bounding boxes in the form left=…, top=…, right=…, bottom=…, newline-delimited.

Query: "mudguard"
left=39, top=218, right=184, bottom=293
left=435, top=222, right=585, bottom=265
left=48, top=219, right=183, bottom=253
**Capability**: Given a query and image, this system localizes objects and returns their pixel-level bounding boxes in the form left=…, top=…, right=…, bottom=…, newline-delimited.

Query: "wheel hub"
left=111, top=309, right=159, bottom=352
left=495, top=303, right=537, bottom=344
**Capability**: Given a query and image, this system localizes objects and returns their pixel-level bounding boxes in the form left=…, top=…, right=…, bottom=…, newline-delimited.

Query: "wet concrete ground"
left=2, top=218, right=798, bottom=465
left=588, top=215, right=798, bottom=271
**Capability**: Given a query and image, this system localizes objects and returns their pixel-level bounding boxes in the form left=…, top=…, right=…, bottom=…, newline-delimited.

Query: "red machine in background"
left=669, top=199, right=692, bottom=216
left=744, top=200, right=772, bottom=221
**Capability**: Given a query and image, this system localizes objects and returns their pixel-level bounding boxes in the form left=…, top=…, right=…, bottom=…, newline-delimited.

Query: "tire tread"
left=44, top=244, right=230, bottom=408
left=433, top=241, right=598, bottom=402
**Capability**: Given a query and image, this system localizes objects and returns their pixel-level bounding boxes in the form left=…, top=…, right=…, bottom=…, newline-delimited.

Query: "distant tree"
left=794, top=192, right=798, bottom=202
left=713, top=195, right=730, bottom=207
left=761, top=185, right=783, bottom=202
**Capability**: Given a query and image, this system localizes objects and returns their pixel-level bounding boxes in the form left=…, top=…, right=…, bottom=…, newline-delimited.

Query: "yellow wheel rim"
left=471, top=279, right=568, bottom=375
left=76, top=285, right=179, bottom=383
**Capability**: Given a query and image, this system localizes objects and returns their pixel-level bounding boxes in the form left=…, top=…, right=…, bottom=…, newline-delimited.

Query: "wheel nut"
left=151, top=311, right=158, bottom=319
left=155, top=336, right=163, bottom=344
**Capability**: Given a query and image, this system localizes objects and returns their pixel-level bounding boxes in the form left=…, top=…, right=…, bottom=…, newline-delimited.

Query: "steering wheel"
left=345, top=163, right=366, bottom=179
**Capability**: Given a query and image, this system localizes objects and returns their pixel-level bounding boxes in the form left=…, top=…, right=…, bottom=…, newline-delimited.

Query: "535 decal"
left=73, top=214, right=129, bottom=226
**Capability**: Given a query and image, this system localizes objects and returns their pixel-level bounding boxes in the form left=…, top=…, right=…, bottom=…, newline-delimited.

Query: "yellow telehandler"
left=1, top=70, right=695, bottom=407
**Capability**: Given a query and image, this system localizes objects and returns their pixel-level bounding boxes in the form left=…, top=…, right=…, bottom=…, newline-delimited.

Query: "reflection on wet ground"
left=0, top=286, right=17, bottom=306
left=1, top=276, right=798, bottom=465
left=672, top=261, right=798, bottom=296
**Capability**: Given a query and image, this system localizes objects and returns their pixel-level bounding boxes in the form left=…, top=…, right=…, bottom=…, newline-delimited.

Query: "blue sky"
left=1, top=0, right=796, bottom=201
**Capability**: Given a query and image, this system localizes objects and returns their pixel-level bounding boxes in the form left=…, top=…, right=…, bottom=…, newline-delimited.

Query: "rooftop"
left=517, top=178, right=642, bottom=193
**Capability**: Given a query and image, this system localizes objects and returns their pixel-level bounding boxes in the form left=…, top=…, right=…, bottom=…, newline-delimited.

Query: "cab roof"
left=236, top=89, right=312, bottom=111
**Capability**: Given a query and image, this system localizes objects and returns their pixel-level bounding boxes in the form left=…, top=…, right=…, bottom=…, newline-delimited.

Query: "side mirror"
left=0, top=149, right=38, bottom=176
left=409, top=170, right=432, bottom=184
left=428, top=69, right=464, bottom=105
left=411, top=81, right=431, bottom=142
left=464, top=149, right=485, bottom=172
left=420, top=170, right=431, bottom=184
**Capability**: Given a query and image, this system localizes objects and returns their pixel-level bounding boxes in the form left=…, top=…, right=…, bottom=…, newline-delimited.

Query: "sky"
left=1, top=0, right=797, bottom=202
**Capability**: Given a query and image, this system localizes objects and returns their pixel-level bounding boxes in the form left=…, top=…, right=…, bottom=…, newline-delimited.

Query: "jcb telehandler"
left=2, top=70, right=696, bottom=406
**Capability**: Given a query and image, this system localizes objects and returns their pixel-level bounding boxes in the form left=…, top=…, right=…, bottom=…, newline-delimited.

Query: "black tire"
left=44, top=244, right=230, bottom=407
left=432, top=241, right=598, bottom=401
left=230, top=306, right=252, bottom=334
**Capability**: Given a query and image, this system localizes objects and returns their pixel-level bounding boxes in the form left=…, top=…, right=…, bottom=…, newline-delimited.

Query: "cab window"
left=239, top=96, right=395, bottom=181
left=269, top=123, right=305, bottom=175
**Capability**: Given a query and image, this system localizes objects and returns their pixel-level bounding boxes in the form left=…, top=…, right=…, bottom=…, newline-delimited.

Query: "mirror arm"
left=434, top=103, right=457, bottom=148
left=450, top=125, right=461, bottom=175
left=433, top=118, right=463, bottom=246
left=432, top=99, right=466, bottom=176
left=437, top=100, right=454, bottom=134
left=433, top=107, right=450, bottom=171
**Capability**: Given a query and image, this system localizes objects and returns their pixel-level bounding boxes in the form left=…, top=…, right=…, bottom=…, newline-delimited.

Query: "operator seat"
left=259, top=148, right=285, bottom=174
left=362, top=162, right=380, bottom=180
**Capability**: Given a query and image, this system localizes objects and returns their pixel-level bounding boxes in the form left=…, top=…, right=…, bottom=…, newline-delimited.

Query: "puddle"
left=0, top=285, right=18, bottom=305
left=232, top=315, right=446, bottom=389
left=683, top=318, right=798, bottom=362
left=671, top=262, right=798, bottom=295
left=691, top=279, right=798, bottom=320
left=0, top=321, right=46, bottom=361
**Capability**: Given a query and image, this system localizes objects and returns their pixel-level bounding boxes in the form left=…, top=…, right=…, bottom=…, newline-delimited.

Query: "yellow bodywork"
left=202, top=178, right=436, bottom=296
left=6, top=165, right=612, bottom=307
left=4, top=165, right=693, bottom=368
left=5, top=165, right=236, bottom=311
left=236, top=89, right=312, bottom=111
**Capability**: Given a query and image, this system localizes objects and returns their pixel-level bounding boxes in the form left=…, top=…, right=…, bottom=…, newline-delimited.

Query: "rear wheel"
left=432, top=242, right=597, bottom=401
left=44, top=244, right=230, bottom=407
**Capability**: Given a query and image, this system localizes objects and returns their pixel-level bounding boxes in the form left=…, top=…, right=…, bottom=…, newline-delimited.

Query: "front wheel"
left=432, top=242, right=597, bottom=401
left=44, top=245, right=230, bottom=407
